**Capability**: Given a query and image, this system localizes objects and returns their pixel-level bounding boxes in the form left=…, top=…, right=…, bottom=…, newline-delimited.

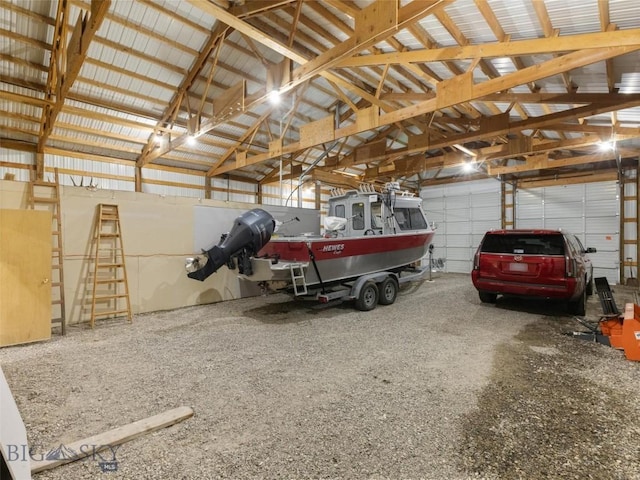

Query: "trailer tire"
left=355, top=281, right=379, bottom=311
left=378, top=277, right=398, bottom=305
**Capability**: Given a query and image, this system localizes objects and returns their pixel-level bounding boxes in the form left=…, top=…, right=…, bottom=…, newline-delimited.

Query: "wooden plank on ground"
left=30, top=406, right=194, bottom=474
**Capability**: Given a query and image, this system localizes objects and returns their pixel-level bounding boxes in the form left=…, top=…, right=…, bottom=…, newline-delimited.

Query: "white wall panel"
left=422, top=179, right=501, bottom=274
left=515, top=181, right=619, bottom=284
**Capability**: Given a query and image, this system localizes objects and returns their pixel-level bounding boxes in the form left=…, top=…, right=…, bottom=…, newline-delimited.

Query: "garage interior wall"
left=421, top=179, right=502, bottom=273
left=0, top=179, right=317, bottom=325
left=421, top=178, right=626, bottom=283
left=0, top=153, right=322, bottom=208
left=515, top=181, right=620, bottom=284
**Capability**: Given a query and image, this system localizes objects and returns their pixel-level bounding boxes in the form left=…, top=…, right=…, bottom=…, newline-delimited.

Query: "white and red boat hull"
left=255, top=231, right=435, bottom=287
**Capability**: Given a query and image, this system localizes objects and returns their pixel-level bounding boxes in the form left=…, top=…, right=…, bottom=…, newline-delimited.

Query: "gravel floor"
left=1, top=273, right=639, bottom=479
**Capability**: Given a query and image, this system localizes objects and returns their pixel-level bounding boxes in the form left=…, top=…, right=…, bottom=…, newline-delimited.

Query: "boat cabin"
left=325, top=184, right=430, bottom=237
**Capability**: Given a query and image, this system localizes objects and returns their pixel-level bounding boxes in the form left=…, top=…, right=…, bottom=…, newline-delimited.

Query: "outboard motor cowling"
left=187, top=208, right=276, bottom=281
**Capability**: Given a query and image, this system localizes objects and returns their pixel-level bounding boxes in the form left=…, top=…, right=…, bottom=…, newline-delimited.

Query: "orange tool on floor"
left=599, top=316, right=624, bottom=350
left=598, top=303, right=640, bottom=361
left=620, top=303, right=640, bottom=361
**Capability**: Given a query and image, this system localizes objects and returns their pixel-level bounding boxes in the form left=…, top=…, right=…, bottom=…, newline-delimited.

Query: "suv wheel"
left=479, top=292, right=498, bottom=303
left=568, top=287, right=586, bottom=316
left=586, top=276, right=593, bottom=296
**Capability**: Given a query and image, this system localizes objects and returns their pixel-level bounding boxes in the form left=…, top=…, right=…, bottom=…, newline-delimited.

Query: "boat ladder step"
left=290, top=264, right=308, bottom=296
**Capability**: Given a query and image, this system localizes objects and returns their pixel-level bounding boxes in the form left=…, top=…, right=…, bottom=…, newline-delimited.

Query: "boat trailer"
left=312, top=266, right=428, bottom=311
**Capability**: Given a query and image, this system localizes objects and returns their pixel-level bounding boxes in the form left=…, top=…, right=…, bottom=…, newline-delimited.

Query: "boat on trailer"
left=186, top=182, right=435, bottom=310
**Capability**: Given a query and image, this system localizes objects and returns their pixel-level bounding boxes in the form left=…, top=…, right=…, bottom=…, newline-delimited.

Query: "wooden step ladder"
left=90, top=204, right=132, bottom=328
left=28, top=168, right=66, bottom=335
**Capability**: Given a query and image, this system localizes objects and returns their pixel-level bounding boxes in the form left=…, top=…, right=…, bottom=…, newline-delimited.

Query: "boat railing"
left=358, top=184, right=377, bottom=193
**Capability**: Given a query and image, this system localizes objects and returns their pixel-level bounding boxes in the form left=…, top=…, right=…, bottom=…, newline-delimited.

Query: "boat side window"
left=395, top=210, right=408, bottom=229
left=335, top=204, right=345, bottom=218
left=352, top=202, right=365, bottom=230
left=371, top=202, right=383, bottom=229
left=408, top=208, right=428, bottom=230
left=394, top=207, right=427, bottom=230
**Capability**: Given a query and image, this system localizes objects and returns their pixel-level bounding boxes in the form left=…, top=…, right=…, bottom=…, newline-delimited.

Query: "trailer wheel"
left=355, top=281, right=379, bottom=311
left=378, top=277, right=398, bottom=305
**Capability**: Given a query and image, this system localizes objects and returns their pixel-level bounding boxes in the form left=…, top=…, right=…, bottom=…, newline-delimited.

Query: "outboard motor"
left=186, top=208, right=276, bottom=281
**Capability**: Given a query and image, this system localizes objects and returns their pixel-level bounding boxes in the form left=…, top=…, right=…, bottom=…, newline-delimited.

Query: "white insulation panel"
left=421, top=179, right=502, bottom=274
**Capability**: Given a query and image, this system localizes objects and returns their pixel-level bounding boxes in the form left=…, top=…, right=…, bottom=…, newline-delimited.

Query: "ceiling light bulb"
left=268, top=89, right=281, bottom=105
left=462, top=162, right=474, bottom=173
left=598, top=141, right=613, bottom=151
left=187, top=135, right=197, bottom=146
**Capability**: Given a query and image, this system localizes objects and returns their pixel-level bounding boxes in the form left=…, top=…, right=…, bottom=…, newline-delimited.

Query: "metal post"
left=428, top=244, right=434, bottom=282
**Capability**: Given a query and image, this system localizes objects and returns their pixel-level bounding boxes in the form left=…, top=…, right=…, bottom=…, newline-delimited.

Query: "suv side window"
left=565, top=235, right=584, bottom=257
left=572, top=235, right=586, bottom=254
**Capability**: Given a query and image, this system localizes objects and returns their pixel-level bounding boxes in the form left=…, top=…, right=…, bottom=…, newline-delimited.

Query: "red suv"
left=471, top=229, right=596, bottom=315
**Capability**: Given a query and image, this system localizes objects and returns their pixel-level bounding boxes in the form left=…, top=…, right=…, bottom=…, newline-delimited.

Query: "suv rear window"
left=481, top=233, right=565, bottom=256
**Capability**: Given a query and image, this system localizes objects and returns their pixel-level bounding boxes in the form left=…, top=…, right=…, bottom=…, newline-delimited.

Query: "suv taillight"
left=473, top=250, right=480, bottom=270
left=565, top=255, right=577, bottom=278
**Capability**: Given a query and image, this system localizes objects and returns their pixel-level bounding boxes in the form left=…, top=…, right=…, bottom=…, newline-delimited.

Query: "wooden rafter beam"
left=335, top=29, right=640, bottom=67
left=539, top=123, right=640, bottom=137
left=228, top=1, right=297, bottom=17
left=598, top=0, right=618, bottom=93
left=137, top=24, right=228, bottom=166
left=488, top=150, right=632, bottom=175
left=261, top=168, right=361, bottom=190
left=353, top=97, right=640, bottom=180
left=38, top=0, right=110, bottom=153
left=290, top=0, right=452, bottom=87
left=213, top=45, right=640, bottom=175
left=205, top=109, right=273, bottom=176
left=381, top=92, right=638, bottom=103
left=151, top=0, right=449, bottom=170
left=517, top=170, right=618, bottom=188
left=532, top=0, right=577, bottom=92
left=432, top=98, right=638, bottom=158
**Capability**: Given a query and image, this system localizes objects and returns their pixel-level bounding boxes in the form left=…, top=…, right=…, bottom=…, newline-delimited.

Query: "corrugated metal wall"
left=515, top=181, right=620, bottom=284
left=48, top=154, right=136, bottom=191
left=261, top=183, right=318, bottom=209
left=421, top=179, right=502, bottom=273
left=0, top=150, right=32, bottom=182
left=143, top=169, right=204, bottom=198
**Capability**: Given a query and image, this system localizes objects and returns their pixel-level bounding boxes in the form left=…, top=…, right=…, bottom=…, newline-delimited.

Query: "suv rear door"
left=478, top=232, right=567, bottom=286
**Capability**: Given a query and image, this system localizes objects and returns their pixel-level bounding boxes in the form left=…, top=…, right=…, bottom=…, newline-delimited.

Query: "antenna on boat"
left=384, top=181, right=401, bottom=192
